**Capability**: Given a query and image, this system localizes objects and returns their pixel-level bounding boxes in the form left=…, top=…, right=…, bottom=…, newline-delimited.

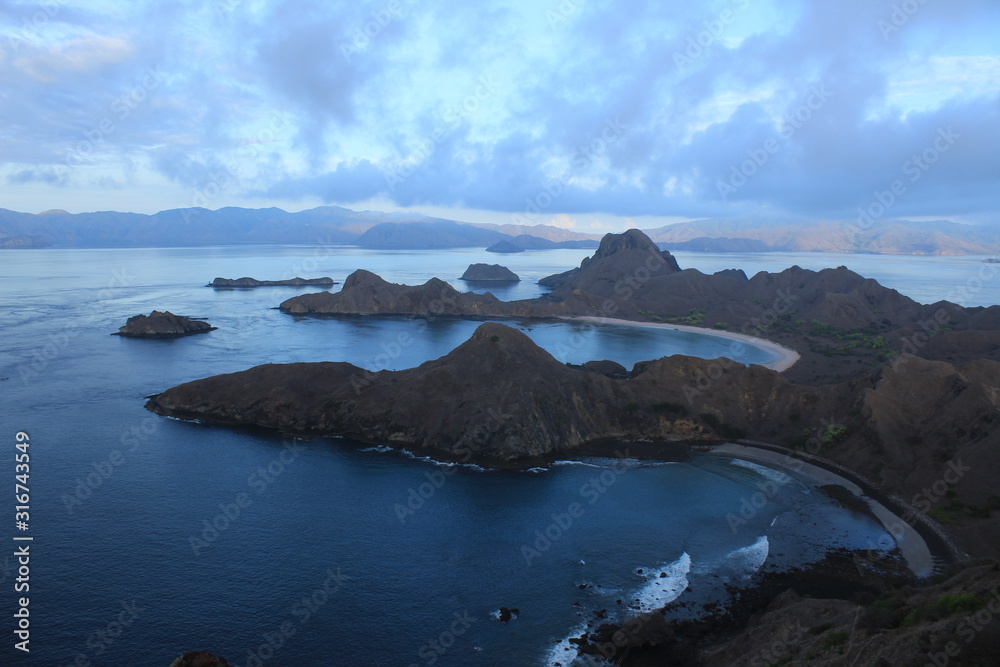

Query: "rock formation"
left=208, top=276, right=335, bottom=287
left=279, top=270, right=512, bottom=316
left=113, top=311, right=215, bottom=338
left=459, top=263, right=520, bottom=282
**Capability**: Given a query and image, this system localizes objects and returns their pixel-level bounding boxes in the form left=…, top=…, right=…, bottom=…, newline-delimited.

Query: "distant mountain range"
left=648, top=217, right=1000, bottom=255
left=0, top=207, right=996, bottom=255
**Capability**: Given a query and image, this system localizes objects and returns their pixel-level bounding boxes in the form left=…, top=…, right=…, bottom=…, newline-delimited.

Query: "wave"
left=729, top=458, right=793, bottom=486
left=629, top=551, right=692, bottom=613
left=543, top=620, right=598, bottom=667
left=723, top=535, right=769, bottom=578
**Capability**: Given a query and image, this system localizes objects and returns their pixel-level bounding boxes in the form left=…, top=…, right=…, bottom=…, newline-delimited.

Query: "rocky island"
left=208, top=276, right=336, bottom=287
left=459, top=263, right=520, bottom=281
left=114, top=310, right=215, bottom=338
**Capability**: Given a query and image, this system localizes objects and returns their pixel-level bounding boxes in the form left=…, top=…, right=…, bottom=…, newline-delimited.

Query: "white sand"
left=557, top=316, right=801, bottom=372
left=709, top=443, right=935, bottom=578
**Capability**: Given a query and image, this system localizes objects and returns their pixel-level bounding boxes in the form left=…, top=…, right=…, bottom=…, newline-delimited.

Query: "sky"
left=1, top=0, right=998, bottom=232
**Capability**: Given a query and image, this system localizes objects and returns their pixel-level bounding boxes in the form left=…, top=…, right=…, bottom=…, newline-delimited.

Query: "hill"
left=644, top=218, right=1000, bottom=255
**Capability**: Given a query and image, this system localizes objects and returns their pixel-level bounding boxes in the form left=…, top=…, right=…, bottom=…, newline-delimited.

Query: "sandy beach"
left=708, top=443, right=936, bottom=578
left=558, top=316, right=802, bottom=372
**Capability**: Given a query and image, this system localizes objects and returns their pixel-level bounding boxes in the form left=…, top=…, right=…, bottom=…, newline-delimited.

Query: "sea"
left=0, top=245, right=996, bottom=666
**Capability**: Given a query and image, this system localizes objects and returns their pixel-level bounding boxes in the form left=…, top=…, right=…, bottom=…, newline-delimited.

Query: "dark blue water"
left=0, top=246, right=924, bottom=666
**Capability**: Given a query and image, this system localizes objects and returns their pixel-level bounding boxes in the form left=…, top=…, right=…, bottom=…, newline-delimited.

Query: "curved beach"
left=558, top=315, right=802, bottom=372
left=708, top=442, right=942, bottom=578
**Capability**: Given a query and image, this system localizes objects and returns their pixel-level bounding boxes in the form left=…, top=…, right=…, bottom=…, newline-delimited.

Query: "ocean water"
left=0, top=245, right=972, bottom=666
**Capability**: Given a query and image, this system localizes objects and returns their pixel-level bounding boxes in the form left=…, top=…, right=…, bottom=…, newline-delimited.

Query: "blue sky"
left=1, top=0, right=998, bottom=231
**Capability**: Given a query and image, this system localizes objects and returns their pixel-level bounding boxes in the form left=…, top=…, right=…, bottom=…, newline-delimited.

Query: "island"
left=459, top=263, right=520, bottom=282
left=208, top=276, right=336, bottom=288
left=113, top=310, right=216, bottom=338
left=485, top=239, right=524, bottom=253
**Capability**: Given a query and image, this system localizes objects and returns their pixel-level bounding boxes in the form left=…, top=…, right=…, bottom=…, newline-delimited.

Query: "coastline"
left=558, top=315, right=801, bottom=372
left=704, top=442, right=950, bottom=578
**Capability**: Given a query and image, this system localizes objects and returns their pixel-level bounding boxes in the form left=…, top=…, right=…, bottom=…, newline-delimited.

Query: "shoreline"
left=558, top=315, right=801, bottom=372
left=704, top=442, right=955, bottom=578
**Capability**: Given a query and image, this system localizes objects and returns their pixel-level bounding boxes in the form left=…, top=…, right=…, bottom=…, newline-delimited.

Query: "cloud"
left=0, top=0, right=997, bottom=225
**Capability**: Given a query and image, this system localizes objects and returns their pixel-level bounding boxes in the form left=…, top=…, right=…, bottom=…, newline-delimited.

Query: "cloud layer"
left=1, top=0, right=998, bottom=227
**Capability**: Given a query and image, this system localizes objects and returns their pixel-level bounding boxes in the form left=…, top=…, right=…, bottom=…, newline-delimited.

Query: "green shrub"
left=936, top=594, right=985, bottom=616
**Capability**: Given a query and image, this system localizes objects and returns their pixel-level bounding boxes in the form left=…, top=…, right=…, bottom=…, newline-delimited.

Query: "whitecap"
left=722, top=535, right=769, bottom=577
left=629, top=552, right=692, bottom=613
left=543, top=620, right=593, bottom=667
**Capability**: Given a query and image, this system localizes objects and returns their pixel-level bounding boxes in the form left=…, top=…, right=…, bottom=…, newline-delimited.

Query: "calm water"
left=0, top=245, right=978, bottom=666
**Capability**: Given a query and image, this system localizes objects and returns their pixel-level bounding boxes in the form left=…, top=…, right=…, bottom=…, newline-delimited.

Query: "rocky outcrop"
left=581, top=359, right=627, bottom=377
left=113, top=311, right=215, bottom=338
left=538, top=228, right=682, bottom=291
left=169, top=651, right=230, bottom=667
left=459, top=263, right=520, bottom=282
left=278, top=270, right=514, bottom=316
left=208, top=276, right=335, bottom=287
left=485, top=239, right=524, bottom=253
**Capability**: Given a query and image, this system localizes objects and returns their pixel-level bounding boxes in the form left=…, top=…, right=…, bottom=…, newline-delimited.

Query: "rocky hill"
left=459, top=264, right=519, bottom=281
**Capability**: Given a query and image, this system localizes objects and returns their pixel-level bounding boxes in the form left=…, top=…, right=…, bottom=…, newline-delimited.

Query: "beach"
left=708, top=442, right=937, bottom=578
left=559, top=316, right=802, bottom=372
